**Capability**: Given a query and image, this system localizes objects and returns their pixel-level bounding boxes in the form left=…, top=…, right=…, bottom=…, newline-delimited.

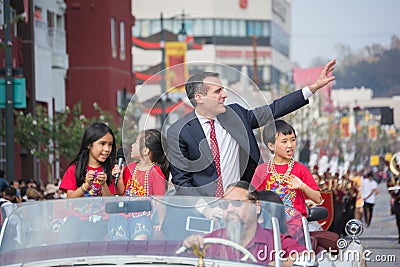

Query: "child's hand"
left=96, top=172, right=107, bottom=185
left=286, top=175, right=305, bottom=190
left=85, top=170, right=96, bottom=185
left=112, top=164, right=124, bottom=181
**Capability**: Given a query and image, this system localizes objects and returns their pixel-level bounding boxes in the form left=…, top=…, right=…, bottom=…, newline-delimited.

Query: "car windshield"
left=0, top=196, right=306, bottom=266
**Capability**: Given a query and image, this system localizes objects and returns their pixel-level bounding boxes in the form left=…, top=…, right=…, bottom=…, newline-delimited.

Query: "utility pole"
left=4, top=0, right=15, bottom=182
left=160, top=13, right=167, bottom=127
left=252, top=35, right=259, bottom=89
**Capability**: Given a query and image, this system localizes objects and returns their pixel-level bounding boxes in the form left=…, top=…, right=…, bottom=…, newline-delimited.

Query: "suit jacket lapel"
left=218, top=106, right=250, bottom=153
left=186, top=111, right=214, bottom=161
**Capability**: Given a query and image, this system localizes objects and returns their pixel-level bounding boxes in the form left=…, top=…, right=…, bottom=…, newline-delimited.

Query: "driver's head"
left=224, top=181, right=258, bottom=201
left=221, top=182, right=260, bottom=243
left=222, top=182, right=260, bottom=222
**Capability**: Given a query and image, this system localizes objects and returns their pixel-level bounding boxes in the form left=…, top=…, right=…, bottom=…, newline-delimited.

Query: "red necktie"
left=209, top=119, right=224, bottom=197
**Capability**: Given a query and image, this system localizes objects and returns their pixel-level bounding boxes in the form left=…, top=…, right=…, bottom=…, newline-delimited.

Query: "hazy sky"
left=291, top=0, right=400, bottom=67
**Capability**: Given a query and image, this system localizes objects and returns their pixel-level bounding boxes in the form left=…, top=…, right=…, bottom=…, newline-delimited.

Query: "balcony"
left=48, top=27, right=66, bottom=54
left=34, top=19, right=68, bottom=69
left=34, top=19, right=48, bottom=49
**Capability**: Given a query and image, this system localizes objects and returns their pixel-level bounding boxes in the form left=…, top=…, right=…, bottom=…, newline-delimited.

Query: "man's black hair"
left=185, top=72, right=219, bottom=107
left=262, top=119, right=296, bottom=152
left=2, top=186, right=16, bottom=196
left=257, top=190, right=283, bottom=204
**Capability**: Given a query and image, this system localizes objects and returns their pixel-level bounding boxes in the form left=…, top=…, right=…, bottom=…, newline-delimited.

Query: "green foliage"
left=14, top=105, right=53, bottom=160
left=120, top=98, right=141, bottom=150
left=54, top=103, right=89, bottom=162
left=12, top=102, right=131, bottom=180
left=92, top=102, right=122, bottom=148
left=0, top=2, right=25, bottom=50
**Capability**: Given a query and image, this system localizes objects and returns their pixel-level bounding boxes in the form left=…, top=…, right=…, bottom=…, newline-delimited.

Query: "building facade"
left=132, top=0, right=291, bottom=88
left=1, top=0, right=68, bottom=181
left=131, top=0, right=292, bottom=129
left=65, top=0, right=135, bottom=120
left=2, top=0, right=134, bottom=182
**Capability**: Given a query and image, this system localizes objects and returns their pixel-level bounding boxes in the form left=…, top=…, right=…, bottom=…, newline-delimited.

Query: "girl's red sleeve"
left=150, top=165, right=166, bottom=196
left=59, top=165, right=77, bottom=193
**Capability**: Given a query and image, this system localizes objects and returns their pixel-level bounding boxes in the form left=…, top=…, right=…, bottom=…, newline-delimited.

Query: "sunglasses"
left=219, top=198, right=256, bottom=209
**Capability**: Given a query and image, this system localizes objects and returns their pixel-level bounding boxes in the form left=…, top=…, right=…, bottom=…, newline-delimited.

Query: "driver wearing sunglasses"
left=182, top=181, right=309, bottom=266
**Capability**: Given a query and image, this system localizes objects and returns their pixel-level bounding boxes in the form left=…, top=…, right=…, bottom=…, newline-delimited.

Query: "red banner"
left=318, top=191, right=334, bottom=231
left=340, top=117, right=350, bottom=138
left=165, top=42, right=188, bottom=93
left=368, top=125, right=378, bottom=140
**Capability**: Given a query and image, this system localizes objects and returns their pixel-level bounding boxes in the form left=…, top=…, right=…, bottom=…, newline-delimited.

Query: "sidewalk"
left=358, top=181, right=400, bottom=266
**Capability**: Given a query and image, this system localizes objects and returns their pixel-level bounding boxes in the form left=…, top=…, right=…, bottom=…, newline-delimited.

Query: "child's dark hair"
left=262, top=120, right=296, bottom=152
left=67, top=122, right=116, bottom=187
left=138, top=129, right=169, bottom=179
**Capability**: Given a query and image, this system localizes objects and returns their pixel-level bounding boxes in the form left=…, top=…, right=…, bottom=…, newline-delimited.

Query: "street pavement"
left=358, top=181, right=400, bottom=266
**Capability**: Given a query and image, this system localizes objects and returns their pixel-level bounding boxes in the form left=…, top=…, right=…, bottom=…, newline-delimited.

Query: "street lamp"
left=160, top=11, right=187, bottom=127
left=160, top=13, right=167, bottom=126
left=177, top=11, right=187, bottom=42
left=3, top=0, right=15, bottom=181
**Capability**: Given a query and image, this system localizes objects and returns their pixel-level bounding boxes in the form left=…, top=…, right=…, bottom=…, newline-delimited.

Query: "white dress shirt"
left=196, top=112, right=240, bottom=191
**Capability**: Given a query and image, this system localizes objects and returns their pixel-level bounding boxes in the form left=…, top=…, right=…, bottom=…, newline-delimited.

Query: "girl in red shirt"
left=60, top=122, right=117, bottom=197
left=112, top=129, right=168, bottom=240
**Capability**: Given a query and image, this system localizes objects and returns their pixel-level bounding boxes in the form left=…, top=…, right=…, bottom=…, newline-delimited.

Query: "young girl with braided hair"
left=111, top=129, right=168, bottom=240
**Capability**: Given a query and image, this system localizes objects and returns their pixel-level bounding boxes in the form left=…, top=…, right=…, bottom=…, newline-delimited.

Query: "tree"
left=12, top=101, right=136, bottom=182
left=14, top=103, right=88, bottom=181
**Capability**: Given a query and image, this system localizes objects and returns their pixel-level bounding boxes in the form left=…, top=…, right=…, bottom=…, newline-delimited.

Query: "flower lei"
left=126, top=162, right=155, bottom=196
left=268, top=157, right=294, bottom=184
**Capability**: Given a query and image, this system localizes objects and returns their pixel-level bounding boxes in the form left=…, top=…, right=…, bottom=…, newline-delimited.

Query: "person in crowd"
left=111, top=129, right=168, bottom=240
left=181, top=181, right=309, bottom=266
left=59, top=122, right=117, bottom=197
left=341, top=175, right=356, bottom=235
left=362, top=171, right=378, bottom=227
left=167, top=60, right=336, bottom=197
left=252, top=120, right=322, bottom=217
left=0, top=186, right=17, bottom=227
left=25, top=187, right=40, bottom=201
left=351, top=171, right=364, bottom=221
left=387, top=175, right=400, bottom=243
left=43, top=183, right=63, bottom=199
left=10, top=180, right=22, bottom=203
left=26, top=179, right=38, bottom=189
left=0, top=169, right=9, bottom=193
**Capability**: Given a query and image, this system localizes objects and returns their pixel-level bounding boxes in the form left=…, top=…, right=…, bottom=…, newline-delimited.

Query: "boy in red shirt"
left=252, top=120, right=322, bottom=217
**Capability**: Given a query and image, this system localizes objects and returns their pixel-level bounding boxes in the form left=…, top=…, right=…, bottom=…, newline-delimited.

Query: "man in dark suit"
left=167, top=60, right=336, bottom=197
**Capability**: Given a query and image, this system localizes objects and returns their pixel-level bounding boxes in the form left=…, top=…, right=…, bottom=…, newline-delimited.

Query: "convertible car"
left=0, top=196, right=363, bottom=266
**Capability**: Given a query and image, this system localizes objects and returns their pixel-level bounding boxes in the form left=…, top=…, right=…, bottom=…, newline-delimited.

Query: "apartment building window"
left=191, top=19, right=214, bottom=36
left=270, top=22, right=289, bottom=57
left=47, top=11, right=55, bottom=28
left=247, top=20, right=265, bottom=37
left=134, top=18, right=267, bottom=38
left=119, top=21, right=126, bottom=60
left=111, top=18, right=117, bottom=58
left=56, top=14, right=64, bottom=29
